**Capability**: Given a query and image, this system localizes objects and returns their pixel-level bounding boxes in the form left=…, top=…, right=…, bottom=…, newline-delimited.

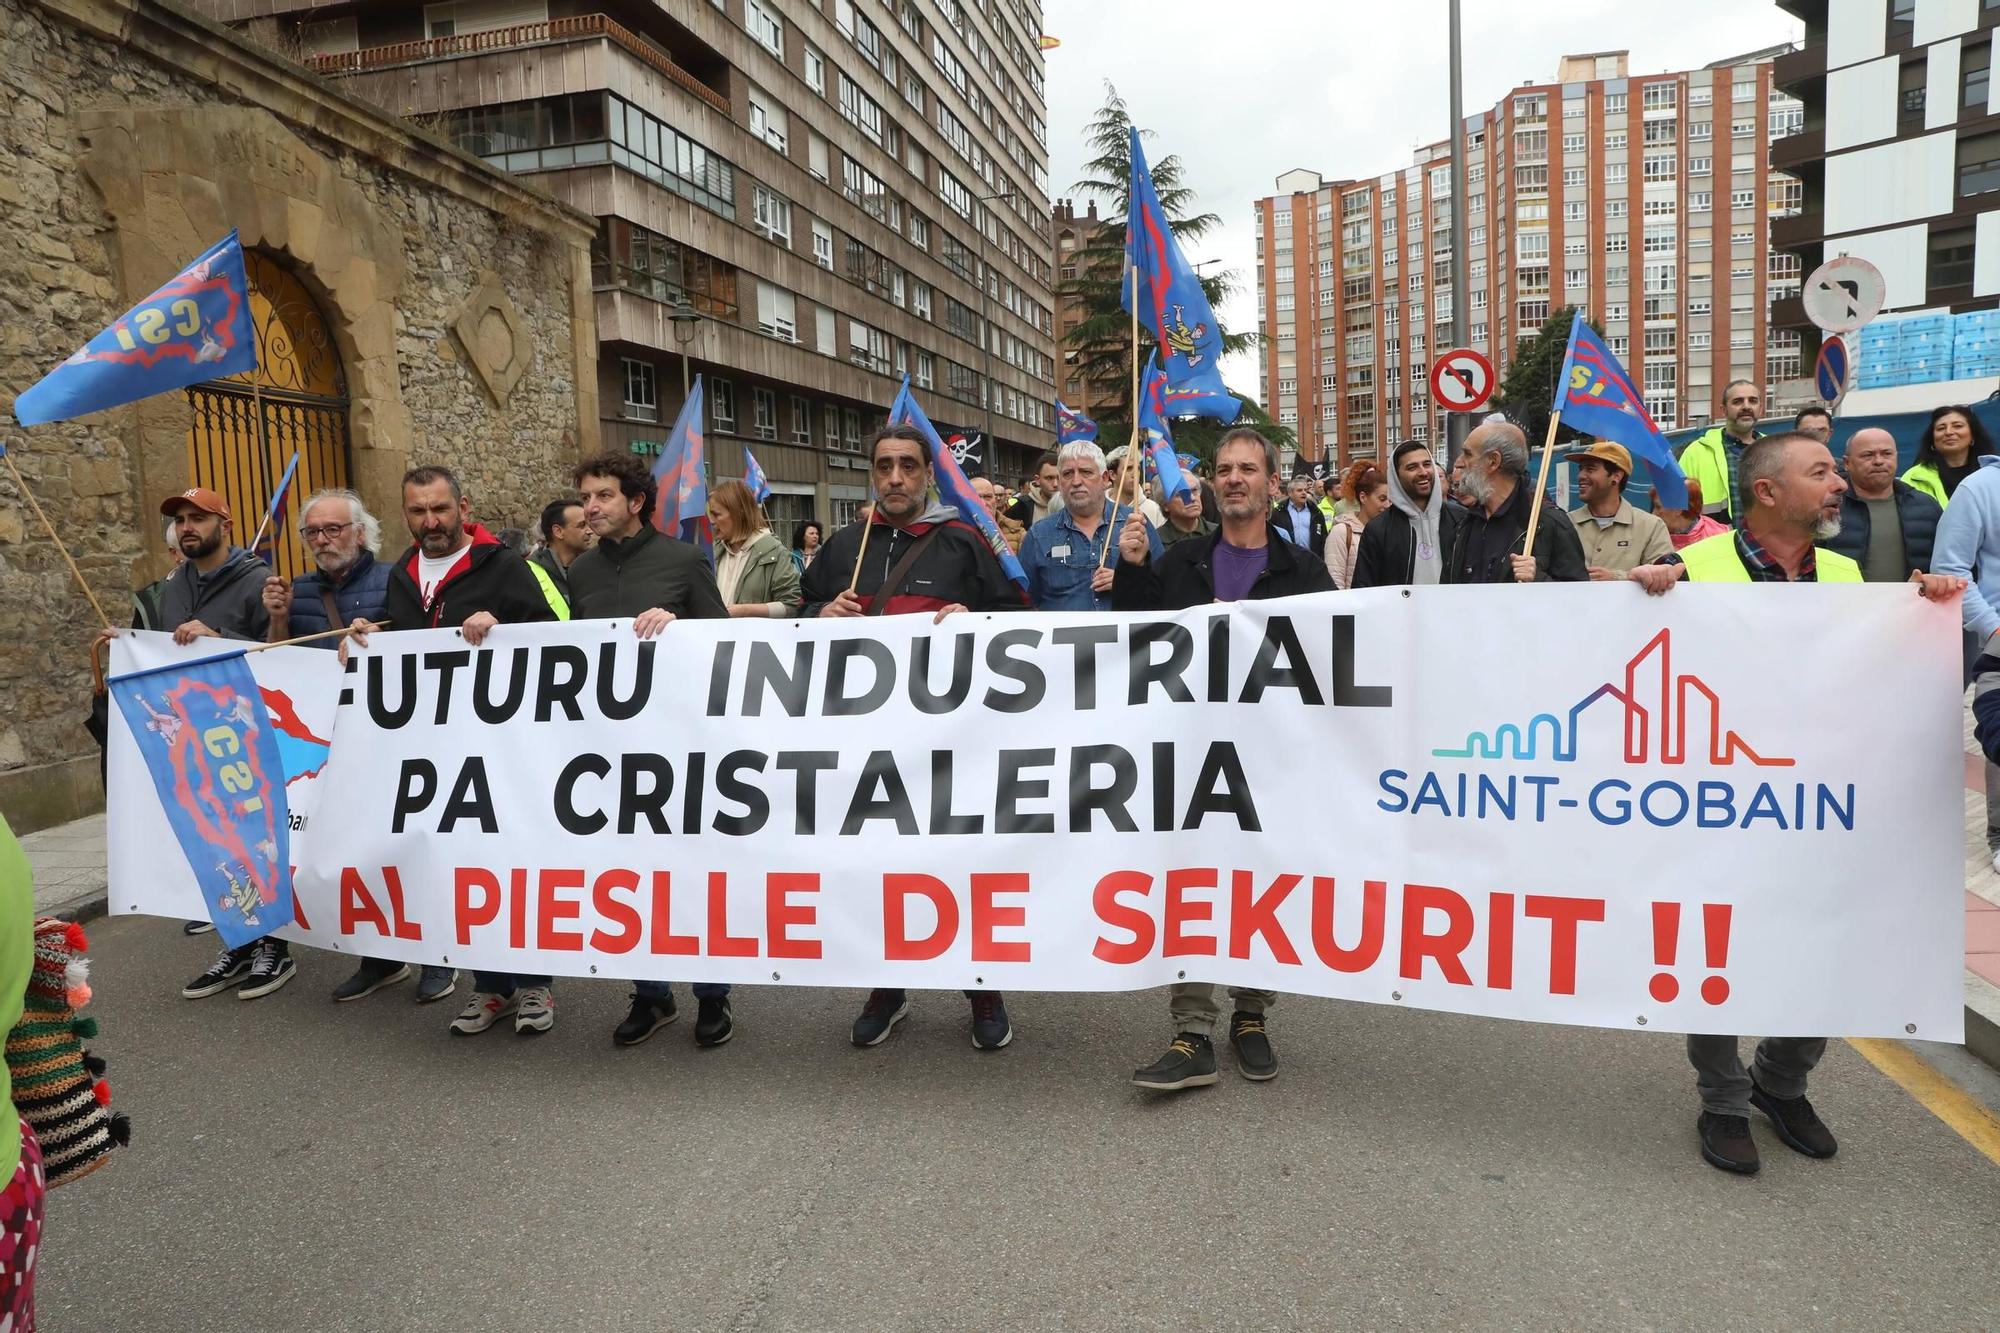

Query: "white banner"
left=110, top=585, right=1966, bottom=1040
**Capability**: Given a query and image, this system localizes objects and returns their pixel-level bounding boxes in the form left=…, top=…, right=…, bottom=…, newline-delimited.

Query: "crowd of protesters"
left=98, top=382, right=1990, bottom=1179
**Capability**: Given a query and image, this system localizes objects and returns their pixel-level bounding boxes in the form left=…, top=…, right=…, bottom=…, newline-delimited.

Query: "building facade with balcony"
left=208, top=0, right=1058, bottom=534
left=1772, top=0, right=2000, bottom=381
left=1253, top=49, right=1806, bottom=472
left=1050, top=196, right=1124, bottom=432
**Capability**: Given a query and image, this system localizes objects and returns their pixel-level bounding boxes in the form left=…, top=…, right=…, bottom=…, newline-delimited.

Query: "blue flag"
left=14, top=230, right=258, bottom=427
left=109, top=650, right=294, bottom=950
left=886, top=377, right=1030, bottom=592
left=652, top=377, right=711, bottom=557
left=1553, top=317, right=1690, bottom=510
left=1056, top=400, right=1098, bottom=444
left=1123, top=129, right=1240, bottom=423
left=252, top=451, right=301, bottom=565
left=1136, top=359, right=1192, bottom=505
left=743, top=446, right=773, bottom=504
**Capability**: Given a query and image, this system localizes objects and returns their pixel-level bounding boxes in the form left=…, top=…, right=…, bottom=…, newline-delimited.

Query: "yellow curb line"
left=1847, top=1038, right=2000, bottom=1167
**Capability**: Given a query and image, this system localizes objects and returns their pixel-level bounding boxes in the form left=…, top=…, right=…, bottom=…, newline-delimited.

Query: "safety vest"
left=1900, top=462, right=1947, bottom=507
left=1678, top=531, right=1862, bottom=584
left=526, top=558, right=572, bottom=619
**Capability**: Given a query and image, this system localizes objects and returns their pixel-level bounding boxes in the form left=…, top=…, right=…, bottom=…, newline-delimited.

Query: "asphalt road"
left=38, top=915, right=2000, bottom=1331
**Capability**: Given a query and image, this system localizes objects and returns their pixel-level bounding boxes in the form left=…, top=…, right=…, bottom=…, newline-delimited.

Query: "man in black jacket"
left=1354, top=440, right=1461, bottom=589
left=1273, top=472, right=1330, bottom=560
left=807, top=424, right=1026, bottom=1053
left=1824, top=427, right=1942, bottom=580
left=566, top=453, right=733, bottom=1050
left=1113, top=426, right=1332, bottom=1092
left=367, top=466, right=561, bottom=1037
left=1447, top=420, right=1589, bottom=583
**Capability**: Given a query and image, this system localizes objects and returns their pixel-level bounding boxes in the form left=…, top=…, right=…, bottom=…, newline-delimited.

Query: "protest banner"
left=109, top=586, right=1965, bottom=1040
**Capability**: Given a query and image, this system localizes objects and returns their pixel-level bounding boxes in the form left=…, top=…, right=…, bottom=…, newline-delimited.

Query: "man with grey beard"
left=1446, top=419, right=1588, bottom=583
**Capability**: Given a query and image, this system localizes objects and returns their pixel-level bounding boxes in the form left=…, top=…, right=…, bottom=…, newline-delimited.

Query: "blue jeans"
left=635, top=980, right=731, bottom=1001
left=473, top=971, right=551, bottom=995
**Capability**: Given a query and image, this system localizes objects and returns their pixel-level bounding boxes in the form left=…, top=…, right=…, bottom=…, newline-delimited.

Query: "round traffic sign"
left=1814, top=335, right=1850, bottom=406
left=1431, top=347, right=1496, bottom=413
left=1803, top=255, right=1886, bottom=335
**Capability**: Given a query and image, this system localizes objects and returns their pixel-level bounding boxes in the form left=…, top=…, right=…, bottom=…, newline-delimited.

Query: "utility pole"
left=1446, top=0, right=1471, bottom=464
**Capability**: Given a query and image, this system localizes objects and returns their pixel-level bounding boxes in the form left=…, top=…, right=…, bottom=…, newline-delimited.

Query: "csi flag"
left=1056, top=400, right=1098, bottom=444
left=652, top=376, right=712, bottom=557
left=1123, top=129, right=1239, bottom=422
left=1136, top=359, right=1193, bottom=504
left=887, top=377, right=1030, bottom=592
left=14, top=230, right=257, bottom=426
left=742, top=446, right=772, bottom=504
left=109, top=649, right=293, bottom=949
left=1552, top=317, right=1690, bottom=510
left=252, top=451, right=301, bottom=564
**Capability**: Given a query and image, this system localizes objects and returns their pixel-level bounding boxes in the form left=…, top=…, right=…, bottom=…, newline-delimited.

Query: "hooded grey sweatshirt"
left=1386, top=459, right=1446, bottom=585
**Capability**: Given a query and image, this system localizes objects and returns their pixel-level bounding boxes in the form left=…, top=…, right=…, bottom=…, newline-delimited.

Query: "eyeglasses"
left=300, top=522, right=353, bottom=541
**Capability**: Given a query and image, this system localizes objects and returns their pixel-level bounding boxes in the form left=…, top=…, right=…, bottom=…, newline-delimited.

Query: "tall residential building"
left=205, top=0, right=1058, bottom=530
left=1051, top=196, right=1124, bottom=429
left=1772, top=0, right=2000, bottom=369
left=1254, top=49, right=1806, bottom=471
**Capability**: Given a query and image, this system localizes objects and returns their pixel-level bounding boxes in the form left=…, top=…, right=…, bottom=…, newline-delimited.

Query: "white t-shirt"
left=418, top=547, right=471, bottom=602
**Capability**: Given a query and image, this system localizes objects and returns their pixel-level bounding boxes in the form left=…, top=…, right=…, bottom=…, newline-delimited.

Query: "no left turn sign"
left=1431, top=347, right=1496, bottom=413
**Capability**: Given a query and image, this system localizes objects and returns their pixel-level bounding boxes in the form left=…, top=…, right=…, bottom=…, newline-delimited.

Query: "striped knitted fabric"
left=5, top=921, right=126, bottom=1187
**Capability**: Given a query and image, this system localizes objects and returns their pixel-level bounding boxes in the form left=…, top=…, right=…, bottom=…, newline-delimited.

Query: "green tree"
left=1057, top=84, right=1287, bottom=464
left=1493, top=306, right=1603, bottom=448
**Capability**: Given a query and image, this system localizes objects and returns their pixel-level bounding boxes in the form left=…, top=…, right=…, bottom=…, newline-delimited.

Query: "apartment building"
left=206, top=0, right=1058, bottom=532
left=1254, top=49, right=1807, bottom=471
left=1050, top=196, right=1126, bottom=426
left=1772, top=0, right=2000, bottom=384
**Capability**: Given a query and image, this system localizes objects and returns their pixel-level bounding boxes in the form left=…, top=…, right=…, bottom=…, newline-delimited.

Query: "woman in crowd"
left=1325, top=460, right=1391, bottom=590
left=1902, top=405, right=1998, bottom=506
left=1656, top=476, right=1729, bottom=550
left=709, top=481, right=803, bottom=618
left=790, top=519, right=824, bottom=575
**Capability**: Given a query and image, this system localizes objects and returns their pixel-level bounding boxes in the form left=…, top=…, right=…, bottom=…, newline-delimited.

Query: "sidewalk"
left=18, top=812, right=108, bottom=921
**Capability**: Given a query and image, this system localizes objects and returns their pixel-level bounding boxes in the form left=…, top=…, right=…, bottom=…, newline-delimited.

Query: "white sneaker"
left=1990, top=847, right=1999, bottom=877
left=514, top=986, right=555, bottom=1034
left=450, top=990, right=518, bottom=1036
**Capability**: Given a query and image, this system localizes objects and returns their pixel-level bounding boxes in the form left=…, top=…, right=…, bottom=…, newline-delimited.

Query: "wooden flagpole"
left=845, top=504, right=877, bottom=596
left=246, top=620, right=388, bottom=654
left=1, top=443, right=112, bottom=632
left=1101, top=263, right=1142, bottom=570
left=1520, top=409, right=1563, bottom=562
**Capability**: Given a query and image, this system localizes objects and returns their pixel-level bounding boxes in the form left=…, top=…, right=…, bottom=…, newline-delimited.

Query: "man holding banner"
left=803, top=423, right=1025, bottom=1050
left=1114, top=426, right=1331, bottom=1090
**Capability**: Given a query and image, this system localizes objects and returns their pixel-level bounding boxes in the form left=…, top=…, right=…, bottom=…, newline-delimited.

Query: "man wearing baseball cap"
left=1568, top=441, right=1675, bottom=579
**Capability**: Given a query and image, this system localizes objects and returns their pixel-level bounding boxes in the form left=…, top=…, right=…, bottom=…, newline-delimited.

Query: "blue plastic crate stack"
left=1954, top=309, right=2000, bottom=382
left=1860, top=315, right=1954, bottom=389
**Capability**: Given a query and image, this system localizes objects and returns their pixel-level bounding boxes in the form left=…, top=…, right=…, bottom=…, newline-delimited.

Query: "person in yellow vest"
left=1900, top=403, right=1998, bottom=507
left=1674, top=379, right=1766, bottom=526
left=1629, top=431, right=1961, bottom=1174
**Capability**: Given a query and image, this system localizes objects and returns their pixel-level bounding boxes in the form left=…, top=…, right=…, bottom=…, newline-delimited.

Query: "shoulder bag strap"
left=865, top=527, right=945, bottom=616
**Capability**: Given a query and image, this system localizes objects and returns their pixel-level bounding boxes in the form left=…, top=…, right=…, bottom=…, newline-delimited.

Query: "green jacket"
left=1677, top=426, right=1760, bottom=520
left=722, top=530, right=802, bottom=613
left=1680, top=531, right=1862, bottom=583
left=1901, top=461, right=1947, bottom=506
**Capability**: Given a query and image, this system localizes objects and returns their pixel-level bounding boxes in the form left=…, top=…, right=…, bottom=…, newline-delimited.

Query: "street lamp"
left=669, top=296, right=701, bottom=400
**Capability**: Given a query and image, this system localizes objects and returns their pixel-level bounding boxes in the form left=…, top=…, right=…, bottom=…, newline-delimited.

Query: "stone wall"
left=0, top=0, right=600, bottom=832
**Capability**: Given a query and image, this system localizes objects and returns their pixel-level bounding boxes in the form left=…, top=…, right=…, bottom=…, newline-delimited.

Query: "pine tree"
left=1058, top=84, right=1290, bottom=465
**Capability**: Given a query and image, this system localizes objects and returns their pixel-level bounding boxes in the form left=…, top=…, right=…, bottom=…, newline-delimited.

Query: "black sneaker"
left=1229, top=1011, right=1278, bottom=1081
left=414, top=966, right=458, bottom=1004
left=1750, top=1079, right=1838, bottom=1159
left=968, top=991, right=1012, bottom=1050
left=695, top=996, right=734, bottom=1048
left=613, top=991, right=677, bottom=1046
left=182, top=918, right=215, bottom=936
left=1132, top=1032, right=1219, bottom=1091
left=851, top=989, right=909, bottom=1047
left=238, top=939, right=296, bottom=1000
left=181, top=946, right=251, bottom=999
left=331, top=959, right=410, bottom=1003
left=1697, top=1111, right=1761, bottom=1174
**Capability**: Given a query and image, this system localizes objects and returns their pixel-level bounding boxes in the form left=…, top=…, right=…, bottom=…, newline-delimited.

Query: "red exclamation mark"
left=1649, top=902, right=1680, bottom=1003
left=1700, top=903, right=1732, bottom=1005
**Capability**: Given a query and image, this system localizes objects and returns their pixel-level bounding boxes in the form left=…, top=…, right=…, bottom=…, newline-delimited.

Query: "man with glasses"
left=261, top=490, right=457, bottom=1005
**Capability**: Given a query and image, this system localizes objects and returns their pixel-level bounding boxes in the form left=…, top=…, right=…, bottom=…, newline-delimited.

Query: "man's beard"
left=1814, top=510, right=1842, bottom=541
left=1459, top=467, right=1492, bottom=506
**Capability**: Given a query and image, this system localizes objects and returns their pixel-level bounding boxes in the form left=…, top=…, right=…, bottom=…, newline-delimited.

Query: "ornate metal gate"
left=184, top=252, right=351, bottom=583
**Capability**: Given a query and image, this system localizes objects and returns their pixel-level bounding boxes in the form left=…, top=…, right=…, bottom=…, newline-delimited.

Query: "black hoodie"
left=382, top=523, right=557, bottom=631
left=153, top=547, right=271, bottom=640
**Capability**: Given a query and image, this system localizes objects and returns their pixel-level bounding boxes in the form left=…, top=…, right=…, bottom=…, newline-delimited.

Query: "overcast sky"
left=1041, top=1, right=1806, bottom=392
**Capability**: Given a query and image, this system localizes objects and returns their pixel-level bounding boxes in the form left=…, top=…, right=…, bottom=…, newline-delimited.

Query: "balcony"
left=1770, top=127, right=1825, bottom=174
left=1769, top=211, right=1822, bottom=251
left=1774, top=40, right=1827, bottom=93
left=305, top=14, right=729, bottom=115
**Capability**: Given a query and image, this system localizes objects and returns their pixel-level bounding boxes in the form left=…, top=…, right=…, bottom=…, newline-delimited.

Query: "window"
left=1606, top=303, right=1628, bottom=322
left=752, top=185, right=792, bottom=244
left=1562, top=133, right=1586, bottom=153
left=1730, top=188, right=1755, bottom=208
left=1960, top=131, right=2000, bottom=197
left=810, top=219, right=833, bottom=269
left=837, top=74, right=883, bottom=144
left=622, top=358, right=657, bottom=423
left=804, top=46, right=825, bottom=95
left=1689, top=120, right=1712, bottom=141
left=1564, top=168, right=1587, bottom=188
left=910, top=280, right=931, bottom=320
left=601, top=95, right=736, bottom=219
left=1605, top=93, right=1627, bottom=115
left=790, top=396, right=811, bottom=446
left=711, top=379, right=736, bottom=433
left=1642, top=154, right=1676, bottom=181
left=848, top=319, right=890, bottom=373
left=747, top=87, right=789, bottom=152
left=1643, top=83, right=1677, bottom=111
left=1606, top=234, right=1629, bottom=253
left=745, top=0, right=783, bottom=56
left=1564, top=201, right=1586, bottom=222
left=1607, top=199, right=1629, bottom=219
left=1606, top=131, right=1628, bottom=150
left=1967, top=50, right=1991, bottom=110
left=1606, top=163, right=1627, bottom=183
left=914, top=350, right=934, bottom=389
left=753, top=387, right=778, bottom=441
left=1689, top=190, right=1712, bottom=212
left=755, top=280, right=796, bottom=342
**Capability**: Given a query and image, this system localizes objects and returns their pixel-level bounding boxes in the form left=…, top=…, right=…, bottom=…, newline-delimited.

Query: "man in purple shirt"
left=1112, top=427, right=1334, bottom=1092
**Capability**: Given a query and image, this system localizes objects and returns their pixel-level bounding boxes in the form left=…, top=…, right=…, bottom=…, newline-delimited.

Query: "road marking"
left=1847, top=1038, right=2000, bottom=1167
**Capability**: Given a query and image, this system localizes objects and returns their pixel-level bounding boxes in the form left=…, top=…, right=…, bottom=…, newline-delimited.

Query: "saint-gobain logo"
left=1380, top=629, right=1855, bottom=832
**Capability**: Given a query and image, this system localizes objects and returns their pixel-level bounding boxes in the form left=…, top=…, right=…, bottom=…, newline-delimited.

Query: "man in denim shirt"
left=1019, top=441, right=1163, bottom=610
